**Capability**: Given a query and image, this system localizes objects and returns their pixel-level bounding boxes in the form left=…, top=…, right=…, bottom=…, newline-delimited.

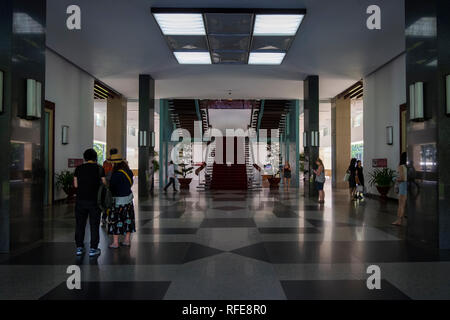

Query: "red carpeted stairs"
left=210, top=163, right=247, bottom=190
left=210, top=137, right=248, bottom=190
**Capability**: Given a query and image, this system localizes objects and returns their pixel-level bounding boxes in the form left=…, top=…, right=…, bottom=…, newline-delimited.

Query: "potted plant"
left=55, top=170, right=76, bottom=200
left=299, top=153, right=306, bottom=181
left=268, top=170, right=281, bottom=189
left=175, top=163, right=194, bottom=189
left=368, top=168, right=396, bottom=200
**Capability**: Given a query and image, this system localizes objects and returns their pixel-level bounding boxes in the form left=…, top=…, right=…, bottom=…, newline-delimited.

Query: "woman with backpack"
left=108, top=158, right=136, bottom=248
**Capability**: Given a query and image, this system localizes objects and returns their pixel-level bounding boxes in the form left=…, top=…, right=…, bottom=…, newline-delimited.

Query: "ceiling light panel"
left=174, top=51, right=212, bottom=64
left=152, top=9, right=305, bottom=65
left=253, top=14, right=304, bottom=36
left=248, top=52, right=286, bottom=65
left=153, top=13, right=206, bottom=35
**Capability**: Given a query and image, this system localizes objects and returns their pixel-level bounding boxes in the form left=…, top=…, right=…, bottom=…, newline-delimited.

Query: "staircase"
left=210, top=164, right=247, bottom=190
left=196, top=140, right=216, bottom=191
left=210, top=137, right=248, bottom=190
left=245, top=135, right=262, bottom=190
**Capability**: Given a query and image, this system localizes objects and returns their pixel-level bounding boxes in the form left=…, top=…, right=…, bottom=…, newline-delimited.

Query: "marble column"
left=303, top=76, right=319, bottom=197
left=106, top=96, right=127, bottom=157
left=405, top=0, right=450, bottom=249
left=0, top=0, right=46, bottom=252
left=138, top=75, right=155, bottom=198
left=331, top=97, right=351, bottom=189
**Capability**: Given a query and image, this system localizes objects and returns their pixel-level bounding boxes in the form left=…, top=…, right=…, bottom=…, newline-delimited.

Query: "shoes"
left=76, top=247, right=85, bottom=256
left=89, top=248, right=101, bottom=257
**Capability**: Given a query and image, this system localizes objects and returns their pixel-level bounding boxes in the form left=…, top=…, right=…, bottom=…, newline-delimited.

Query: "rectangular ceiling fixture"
left=253, top=14, right=303, bottom=36
left=248, top=52, right=286, bottom=65
left=151, top=8, right=305, bottom=65
left=174, top=51, right=212, bottom=64
left=153, top=13, right=206, bottom=35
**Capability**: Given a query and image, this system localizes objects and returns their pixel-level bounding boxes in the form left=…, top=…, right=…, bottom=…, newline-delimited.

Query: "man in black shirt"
left=73, top=148, right=106, bottom=257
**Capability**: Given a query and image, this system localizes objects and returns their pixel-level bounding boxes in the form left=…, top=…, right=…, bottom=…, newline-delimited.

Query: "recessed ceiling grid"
left=151, top=8, right=306, bottom=65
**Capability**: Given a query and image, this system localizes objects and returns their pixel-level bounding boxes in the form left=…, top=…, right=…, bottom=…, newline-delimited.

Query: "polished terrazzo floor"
left=1, top=185, right=450, bottom=300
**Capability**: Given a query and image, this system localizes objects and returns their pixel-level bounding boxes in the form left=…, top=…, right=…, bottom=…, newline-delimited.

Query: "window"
left=95, top=113, right=106, bottom=127
left=322, top=127, right=329, bottom=136
left=352, top=113, right=362, bottom=128
left=128, top=126, right=136, bottom=136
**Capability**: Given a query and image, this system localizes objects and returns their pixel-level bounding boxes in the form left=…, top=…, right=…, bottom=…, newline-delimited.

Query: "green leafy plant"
left=369, top=168, right=396, bottom=187
left=299, top=153, right=305, bottom=172
left=152, top=159, right=159, bottom=173
left=175, top=163, right=194, bottom=178
left=55, top=170, right=75, bottom=195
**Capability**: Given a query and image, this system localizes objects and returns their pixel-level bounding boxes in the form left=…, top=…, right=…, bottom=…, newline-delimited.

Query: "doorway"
left=44, top=101, right=55, bottom=205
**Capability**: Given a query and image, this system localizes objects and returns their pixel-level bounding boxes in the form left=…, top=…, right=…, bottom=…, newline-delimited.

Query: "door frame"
left=399, top=103, right=407, bottom=158
left=44, top=100, right=55, bottom=205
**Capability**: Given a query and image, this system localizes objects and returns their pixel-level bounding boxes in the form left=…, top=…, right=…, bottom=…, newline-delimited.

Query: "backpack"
left=97, top=184, right=113, bottom=211
left=97, top=165, right=113, bottom=210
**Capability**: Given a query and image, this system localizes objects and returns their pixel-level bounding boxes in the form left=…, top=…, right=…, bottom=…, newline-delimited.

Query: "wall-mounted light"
left=446, top=75, right=450, bottom=115
left=26, top=79, right=42, bottom=119
left=409, top=81, right=424, bottom=121
left=150, top=131, right=155, bottom=148
left=303, top=132, right=307, bottom=147
left=0, top=70, right=3, bottom=113
left=386, top=126, right=393, bottom=145
left=311, top=131, right=319, bottom=147
left=139, top=130, right=147, bottom=147
left=61, top=125, right=69, bottom=145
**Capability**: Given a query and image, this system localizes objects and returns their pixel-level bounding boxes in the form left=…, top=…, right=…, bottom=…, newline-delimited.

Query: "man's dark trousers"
left=164, top=177, right=176, bottom=191
left=75, top=200, right=101, bottom=249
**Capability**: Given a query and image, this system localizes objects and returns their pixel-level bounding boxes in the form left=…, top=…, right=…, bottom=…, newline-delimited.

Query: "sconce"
left=310, top=131, right=319, bottom=147
left=26, top=79, right=42, bottom=119
left=446, top=75, right=450, bottom=115
left=62, top=125, right=69, bottom=145
left=150, top=131, right=155, bottom=148
left=409, top=81, right=424, bottom=120
left=139, top=130, right=147, bottom=147
left=303, top=132, right=307, bottom=147
left=386, top=126, right=393, bottom=145
left=0, top=70, right=3, bottom=113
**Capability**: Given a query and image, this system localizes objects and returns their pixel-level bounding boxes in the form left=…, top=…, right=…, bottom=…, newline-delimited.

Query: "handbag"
left=343, top=171, right=350, bottom=182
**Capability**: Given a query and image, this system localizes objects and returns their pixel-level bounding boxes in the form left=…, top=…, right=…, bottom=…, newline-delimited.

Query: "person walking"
left=101, top=148, right=120, bottom=227
left=347, top=158, right=357, bottom=200
left=392, top=152, right=408, bottom=226
left=108, top=158, right=136, bottom=248
left=73, top=148, right=106, bottom=257
left=355, top=160, right=365, bottom=200
left=314, top=158, right=326, bottom=203
left=283, top=161, right=291, bottom=191
left=164, top=161, right=177, bottom=192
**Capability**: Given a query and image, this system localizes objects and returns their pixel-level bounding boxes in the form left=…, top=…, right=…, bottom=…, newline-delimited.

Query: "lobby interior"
left=1, top=0, right=450, bottom=300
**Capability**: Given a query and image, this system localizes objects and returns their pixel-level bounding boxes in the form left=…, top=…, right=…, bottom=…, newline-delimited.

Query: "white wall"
left=363, top=54, right=406, bottom=198
left=45, top=50, right=94, bottom=200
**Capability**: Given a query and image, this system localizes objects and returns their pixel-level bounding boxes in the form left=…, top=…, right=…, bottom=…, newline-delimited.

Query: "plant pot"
left=64, top=187, right=77, bottom=202
left=376, top=185, right=391, bottom=200
left=268, top=177, right=281, bottom=189
left=178, top=178, right=192, bottom=190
